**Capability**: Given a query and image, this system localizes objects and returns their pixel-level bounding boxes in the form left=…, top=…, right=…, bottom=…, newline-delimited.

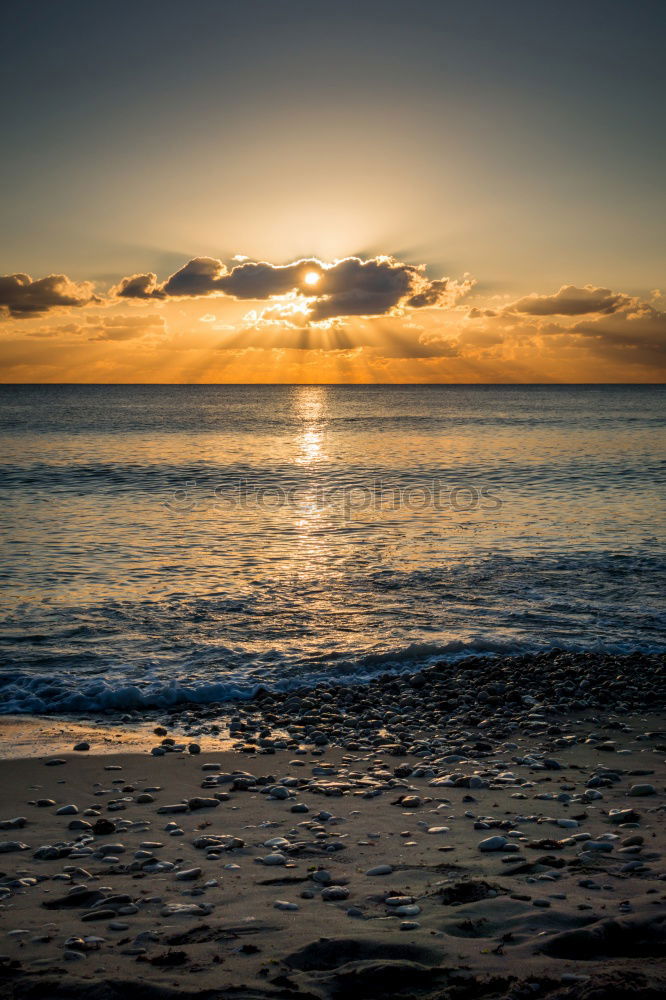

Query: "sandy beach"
left=1, top=653, right=665, bottom=1000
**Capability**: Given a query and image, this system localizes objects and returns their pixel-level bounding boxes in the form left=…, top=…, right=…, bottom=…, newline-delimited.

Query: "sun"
left=303, top=270, right=320, bottom=287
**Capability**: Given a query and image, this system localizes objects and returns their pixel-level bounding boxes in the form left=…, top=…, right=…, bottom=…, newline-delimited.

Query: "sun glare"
left=303, top=270, right=320, bottom=286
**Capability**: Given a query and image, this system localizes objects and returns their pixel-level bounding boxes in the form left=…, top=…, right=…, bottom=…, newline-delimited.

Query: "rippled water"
left=0, top=384, right=664, bottom=713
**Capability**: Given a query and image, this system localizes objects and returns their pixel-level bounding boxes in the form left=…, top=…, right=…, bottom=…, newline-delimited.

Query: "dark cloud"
left=508, top=284, right=631, bottom=316
left=113, top=255, right=467, bottom=319
left=163, top=257, right=228, bottom=297
left=404, top=278, right=451, bottom=309
left=220, top=259, right=321, bottom=299
left=309, top=257, right=416, bottom=320
left=115, top=258, right=321, bottom=301
left=114, top=272, right=166, bottom=300
left=0, top=273, right=97, bottom=317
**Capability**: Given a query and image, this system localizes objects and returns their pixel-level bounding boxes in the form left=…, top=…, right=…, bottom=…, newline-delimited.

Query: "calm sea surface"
left=0, top=384, right=664, bottom=713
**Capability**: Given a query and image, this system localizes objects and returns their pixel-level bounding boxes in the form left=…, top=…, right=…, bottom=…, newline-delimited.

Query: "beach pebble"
left=97, top=843, right=126, bottom=857
left=175, top=868, right=202, bottom=881
left=628, top=784, right=656, bottom=797
left=609, top=809, right=641, bottom=824
left=321, top=886, right=350, bottom=901
left=267, top=786, right=290, bottom=800
left=92, top=819, right=116, bottom=835
left=187, top=797, right=219, bottom=810
left=365, top=865, right=393, bottom=876
left=0, top=817, right=27, bottom=830
left=160, top=903, right=214, bottom=917
left=56, top=805, right=79, bottom=815
left=621, top=861, right=645, bottom=872
left=478, top=836, right=508, bottom=852
left=274, top=900, right=299, bottom=910
left=469, top=776, right=487, bottom=788
left=263, top=837, right=290, bottom=849
left=193, top=835, right=244, bottom=850
left=0, top=842, right=30, bottom=854
left=81, top=909, right=117, bottom=922
left=73, top=742, right=90, bottom=752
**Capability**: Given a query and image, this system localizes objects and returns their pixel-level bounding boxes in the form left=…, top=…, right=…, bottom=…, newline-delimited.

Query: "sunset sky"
left=2, top=0, right=664, bottom=383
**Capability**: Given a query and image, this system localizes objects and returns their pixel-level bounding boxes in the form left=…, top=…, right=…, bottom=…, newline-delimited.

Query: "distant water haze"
left=0, top=384, right=664, bottom=713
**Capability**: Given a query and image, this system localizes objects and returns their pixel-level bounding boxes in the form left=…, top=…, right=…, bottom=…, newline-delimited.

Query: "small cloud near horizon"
left=506, top=284, right=632, bottom=316
left=0, top=273, right=98, bottom=318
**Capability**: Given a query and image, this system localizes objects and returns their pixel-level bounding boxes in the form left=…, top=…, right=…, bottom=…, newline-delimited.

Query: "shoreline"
left=1, top=650, right=664, bottom=760
left=0, top=651, right=665, bottom=998
left=3, top=642, right=665, bottom=717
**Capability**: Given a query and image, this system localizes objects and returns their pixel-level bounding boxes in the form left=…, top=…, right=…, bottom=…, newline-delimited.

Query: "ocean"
left=0, top=384, right=664, bottom=714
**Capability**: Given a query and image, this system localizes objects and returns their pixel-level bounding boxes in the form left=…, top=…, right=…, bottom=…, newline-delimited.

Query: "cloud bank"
left=570, top=304, right=666, bottom=365
left=0, top=262, right=663, bottom=381
left=114, top=255, right=473, bottom=320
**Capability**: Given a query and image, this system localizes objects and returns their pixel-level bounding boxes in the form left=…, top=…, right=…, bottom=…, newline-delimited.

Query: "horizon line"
left=1, top=382, right=664, bottom=389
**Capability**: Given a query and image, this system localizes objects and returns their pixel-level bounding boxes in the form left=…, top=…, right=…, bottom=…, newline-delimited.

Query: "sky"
left=1, top=0, right=665, bottom=383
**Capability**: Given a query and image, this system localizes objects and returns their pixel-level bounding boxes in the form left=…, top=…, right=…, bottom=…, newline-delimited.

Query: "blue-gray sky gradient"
left=2, top=0, right=664, bottom=294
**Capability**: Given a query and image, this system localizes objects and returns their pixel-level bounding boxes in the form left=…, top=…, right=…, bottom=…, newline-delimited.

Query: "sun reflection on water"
left=294, top=385, right=328, bottom=465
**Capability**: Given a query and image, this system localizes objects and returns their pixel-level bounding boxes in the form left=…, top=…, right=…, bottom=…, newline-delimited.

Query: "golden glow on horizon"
left=1, top=265, right=663, bottom=384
